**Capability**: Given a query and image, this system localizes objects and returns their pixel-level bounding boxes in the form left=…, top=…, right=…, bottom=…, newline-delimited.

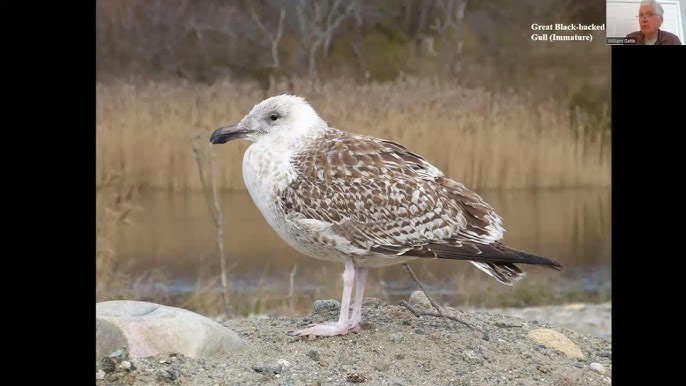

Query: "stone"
left=528, top=328, right=584, bottom=359
left=96, top=300, right=244, bottom=361
left=408, top=291, right=431, bottom=307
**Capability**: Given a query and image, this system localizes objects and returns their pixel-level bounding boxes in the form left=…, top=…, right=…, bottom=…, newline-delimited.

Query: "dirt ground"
left=96, top=296, right=611, bottom=386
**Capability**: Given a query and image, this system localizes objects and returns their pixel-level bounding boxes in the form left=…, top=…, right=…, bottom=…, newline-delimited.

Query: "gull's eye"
left=270, top=114, right=279, bottom=121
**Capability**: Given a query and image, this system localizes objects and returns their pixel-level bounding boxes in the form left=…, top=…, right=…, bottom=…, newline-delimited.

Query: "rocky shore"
left=96, top=295, right=611, bottom=385
left=470, top=301, right=611, bottom=341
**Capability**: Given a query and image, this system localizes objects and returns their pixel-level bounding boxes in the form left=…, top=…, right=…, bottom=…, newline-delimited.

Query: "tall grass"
left=96, top=177, right=137, bottom=301
left=96, top=76, right=610, bottom=193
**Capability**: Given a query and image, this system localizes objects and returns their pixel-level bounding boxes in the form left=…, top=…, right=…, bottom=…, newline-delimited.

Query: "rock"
left=96, top=300, right=244, bottom=361
left=408, top=291, right=431, bottom=307
left=156, top=368, right=176, bottom=381
left=312, top=299, right=341, bottom=313
left=590, top=362, right=606, bottom=374
left=388, top=332, right=404, bottom=343
left=100, top=355, right=117, bottom=373
left=306, top=350, right=320, bottom=362
left=119, top=361, right=134, bottom=371
left=109, top=348, right=128, bottom=362
left=527, top=328, right=584, bottom=359
left=461, top=349, right=482, bottom=365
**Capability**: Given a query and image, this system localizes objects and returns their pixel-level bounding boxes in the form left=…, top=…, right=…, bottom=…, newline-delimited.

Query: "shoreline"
left=470, top=301, right=611, bottom=341
left=97, top=298, right=612, bottom=385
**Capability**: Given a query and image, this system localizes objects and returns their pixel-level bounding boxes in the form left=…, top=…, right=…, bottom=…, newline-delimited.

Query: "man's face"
left=638, top=4, right=663, bottom=36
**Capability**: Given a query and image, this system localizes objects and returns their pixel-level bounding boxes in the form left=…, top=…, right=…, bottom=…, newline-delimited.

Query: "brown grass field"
left=96, top=76, right=610, bottom=192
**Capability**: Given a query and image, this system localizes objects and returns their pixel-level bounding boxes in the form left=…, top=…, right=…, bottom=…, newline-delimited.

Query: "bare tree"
left=423, top=36, right=439, bottom=56
left=402, top=0, right=434, bottom=71
left=431, top=0, right=467, bottom=76
left=323, top=0, right=359, bottom=59
left=249, top=5, right=287, bottom=93
left=452, top=0, right=467, bottom=74
left=294, top=0, right=357, bottom=90
left=250, top=6, right=286, bottom=69
left=350, top=0, right=368, bottom=78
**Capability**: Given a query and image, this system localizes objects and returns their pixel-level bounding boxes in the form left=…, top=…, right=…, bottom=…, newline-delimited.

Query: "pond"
left=102, top=187, right=611, bottom=315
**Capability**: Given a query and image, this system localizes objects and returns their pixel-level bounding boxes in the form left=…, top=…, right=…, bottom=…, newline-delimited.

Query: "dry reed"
left=96, top=177, right=138, bottom=301
left=96, top=76, right=610, bottom=193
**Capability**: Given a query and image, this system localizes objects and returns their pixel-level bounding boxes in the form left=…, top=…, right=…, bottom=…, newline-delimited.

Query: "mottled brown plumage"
left=281, top=130, right=560, bottom=277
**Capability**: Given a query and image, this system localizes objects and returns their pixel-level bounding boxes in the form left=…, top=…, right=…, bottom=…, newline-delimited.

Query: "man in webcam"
left=626, top=0, right=682, bottom=45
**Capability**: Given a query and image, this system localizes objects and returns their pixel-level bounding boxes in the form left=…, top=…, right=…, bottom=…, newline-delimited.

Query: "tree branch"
left=191, top=133, right=232, bottom=319
left=250, top=6, right=286, bottom=69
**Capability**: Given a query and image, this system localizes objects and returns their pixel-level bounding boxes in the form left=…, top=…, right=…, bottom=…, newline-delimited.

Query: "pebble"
left=408, top=291, right=431, bottom=307
left=389, top=332, right=404, bottom=343
left=109, top=349, right=128, bottom=363
left=156, top=369, right=176, bottom=381
left=590, top=362, right=606, bottom=375
left=312, top=299, right=341, bottom=313
left=528, top=329, right=584, bottom=359
left=278, top=359, right=291, bottom=367
left=462, top=349, right=482, bottom=365
left=306, top=350, right=320, bottom=362
left=99, top=357, right=116, bottom=373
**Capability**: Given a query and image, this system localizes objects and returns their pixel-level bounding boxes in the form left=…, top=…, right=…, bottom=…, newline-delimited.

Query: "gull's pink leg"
left=348, top=267, right=368, bottom=331
left=294, top=258, right=355, bottom=337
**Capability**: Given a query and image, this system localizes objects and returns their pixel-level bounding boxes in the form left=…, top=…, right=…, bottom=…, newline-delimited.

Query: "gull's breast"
left=242, top=143, right=296, bottom=228
left=242, top=143, right=343, bottom=261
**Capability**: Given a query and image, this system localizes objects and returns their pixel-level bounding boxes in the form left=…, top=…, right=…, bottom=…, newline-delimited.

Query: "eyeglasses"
left=636, top=12, right=659, bottom=19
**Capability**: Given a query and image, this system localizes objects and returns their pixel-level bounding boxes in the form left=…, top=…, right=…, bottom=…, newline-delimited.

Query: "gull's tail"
left=428, top=241, right=563, bottom=285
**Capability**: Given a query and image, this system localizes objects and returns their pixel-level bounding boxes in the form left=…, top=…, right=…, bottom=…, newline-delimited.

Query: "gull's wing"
left=280, top=129, right=560, bottom=272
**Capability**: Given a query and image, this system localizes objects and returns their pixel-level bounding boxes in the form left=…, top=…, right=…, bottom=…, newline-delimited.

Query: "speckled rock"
left=96, top=300, right=244, bottom=361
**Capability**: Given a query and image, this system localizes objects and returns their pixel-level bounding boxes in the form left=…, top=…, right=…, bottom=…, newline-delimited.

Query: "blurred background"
left=96, top=0, right=610, bottom=319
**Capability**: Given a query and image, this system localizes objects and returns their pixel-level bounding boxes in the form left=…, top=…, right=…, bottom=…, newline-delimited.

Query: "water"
left=104, top=188, right=611, bottom=313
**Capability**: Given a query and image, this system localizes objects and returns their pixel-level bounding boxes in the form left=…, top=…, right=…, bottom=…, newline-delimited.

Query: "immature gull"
left=210, top=94, right=562, bottom=337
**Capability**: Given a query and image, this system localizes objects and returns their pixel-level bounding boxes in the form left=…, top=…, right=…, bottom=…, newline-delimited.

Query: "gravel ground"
left=470, top=302, right=611, bottom=341
left=96, top=298, right=612, bottom=385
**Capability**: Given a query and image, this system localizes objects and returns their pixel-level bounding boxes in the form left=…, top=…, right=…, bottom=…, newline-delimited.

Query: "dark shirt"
left=625, top=28, right=682, bottom=45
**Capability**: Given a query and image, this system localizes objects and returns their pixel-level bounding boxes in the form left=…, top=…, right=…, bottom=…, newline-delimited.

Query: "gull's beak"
left=209, top=124, right=252, bottom=144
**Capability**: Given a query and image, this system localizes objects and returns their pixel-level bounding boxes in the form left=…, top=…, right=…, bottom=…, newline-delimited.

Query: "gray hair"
left=640, top=0, right=664, bottom=17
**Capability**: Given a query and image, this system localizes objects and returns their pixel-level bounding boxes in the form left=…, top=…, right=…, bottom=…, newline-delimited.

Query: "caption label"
left=530, top=23, right=605, bottom=43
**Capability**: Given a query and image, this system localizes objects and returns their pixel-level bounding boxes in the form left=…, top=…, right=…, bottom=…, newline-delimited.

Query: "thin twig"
left=402, top=263, right=451, bottom=327
left=399, top=299, right=474, bottom=329
left=191, top=133, right=232, bottom=319
left=289, top=264, right=297, bottom=314
left=400, top=299, right=422, bottom=317
left=289, top=264, right=298, bottom=297
left=209, top=144, right=232, bottom=319
left=401, top=263, right=473, bottom=328
left=191, top=134, right=218, bottom=224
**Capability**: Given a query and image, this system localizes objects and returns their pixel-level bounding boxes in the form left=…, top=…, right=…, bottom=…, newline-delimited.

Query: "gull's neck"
left=257, top=124, right=331, bottom=154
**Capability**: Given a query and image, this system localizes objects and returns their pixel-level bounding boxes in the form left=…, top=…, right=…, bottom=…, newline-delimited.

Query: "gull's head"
left=210, top=94, right=327, bottom=145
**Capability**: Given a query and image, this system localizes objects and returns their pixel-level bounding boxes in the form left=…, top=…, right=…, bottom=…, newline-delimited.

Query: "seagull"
left=209, top=94, right=562, bottom=337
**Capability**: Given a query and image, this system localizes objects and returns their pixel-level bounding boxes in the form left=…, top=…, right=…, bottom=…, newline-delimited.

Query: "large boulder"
left=96, top=300, right=244, bottom=361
